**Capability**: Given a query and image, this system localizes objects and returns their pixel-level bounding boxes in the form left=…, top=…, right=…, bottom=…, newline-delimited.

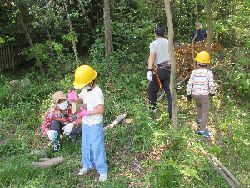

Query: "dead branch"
left=31, top=157, right=64, bottom=168
left=104, top=113, right=127, bottom=130
left=212, top=164, right=237, bottom=187
left=199, top=147, right=242, bottom=188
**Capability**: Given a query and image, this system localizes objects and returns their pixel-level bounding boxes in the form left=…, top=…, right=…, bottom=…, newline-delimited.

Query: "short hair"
left=154, top=27, right=164, bottom=37
left=195, top=22, right=202, bottom=28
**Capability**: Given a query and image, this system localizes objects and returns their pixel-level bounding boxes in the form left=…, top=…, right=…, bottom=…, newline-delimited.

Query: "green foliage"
left=0, top=36, right=5, bottom=44
left=213, top=48, right=250, bottom=98
left=62, top=31, right=78, bottom=44
left=90, top=18, right=154, bottom=64
left=0, top=57, right=249, bottom=187
left=0, top=0, right=249, bottom=187
left=213, top=1, right=249, bottom=47
left=21, top=41, right=75, bottom=76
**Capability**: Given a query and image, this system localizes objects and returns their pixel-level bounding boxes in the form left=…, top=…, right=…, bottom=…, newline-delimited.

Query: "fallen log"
left=104, top=113, right=127, bottom=130
left=31, top=157, right=64, bottom=168
left=212, top=163, right=237, bottom=188
left=211, top=156, right=241, bottom=187
left=199, top=147, right=242, bottom=188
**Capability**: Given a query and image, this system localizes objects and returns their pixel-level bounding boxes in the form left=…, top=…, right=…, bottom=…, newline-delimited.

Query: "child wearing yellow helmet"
left=186, top=51, right=216, bottom=138
left=74, top=65, right=108, bottom=182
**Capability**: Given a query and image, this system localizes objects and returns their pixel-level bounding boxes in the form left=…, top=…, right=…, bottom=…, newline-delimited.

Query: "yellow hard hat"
left=73, top=65, right=97, bottom=89
left=194, top=51, right=211, bottom=64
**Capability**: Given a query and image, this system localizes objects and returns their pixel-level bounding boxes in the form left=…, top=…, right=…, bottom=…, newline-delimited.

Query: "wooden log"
left=39, top=158, right=52, bottom=162
left=211, top=156, right=241, bottom=187
left=199, top=147, right=241, bottom=187
left=228, top=124, right=233, bottom=142
left=212, top=164, right=237, bottom=188
left=104, top=113, right=127, bottom=130
left=31, top=157, right=64, bottom=168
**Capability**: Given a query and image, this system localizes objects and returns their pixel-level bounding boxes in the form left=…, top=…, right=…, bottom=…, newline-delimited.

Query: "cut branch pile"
left=175, top=42, right=222, bottom=84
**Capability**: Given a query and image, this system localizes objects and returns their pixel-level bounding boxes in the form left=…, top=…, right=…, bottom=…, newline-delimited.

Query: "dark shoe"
left=150, top=109, right=157, bottom=119
left=197, top=130, right=211, bottom=138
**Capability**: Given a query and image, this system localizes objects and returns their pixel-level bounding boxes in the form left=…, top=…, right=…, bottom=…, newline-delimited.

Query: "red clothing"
left=41, top=106, right=82, bottom=137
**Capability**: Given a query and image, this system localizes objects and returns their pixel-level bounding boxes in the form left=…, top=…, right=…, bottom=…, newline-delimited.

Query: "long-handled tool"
left=153, top=65, right=163, bottom=89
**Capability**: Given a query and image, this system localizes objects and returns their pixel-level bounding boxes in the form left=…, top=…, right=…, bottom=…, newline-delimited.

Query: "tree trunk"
left=63, top=0, right=79, bottom=64
left=192, top=30, right=198, bottom=68
left=110, top=0, right=115, bottom=13
left=19, top=12, right=45, bottom=76
left=163, top=0, right=178, bottom=130
left=206, top=0, right=212, bottom=55
left=103, top=0, right=113, bottom=59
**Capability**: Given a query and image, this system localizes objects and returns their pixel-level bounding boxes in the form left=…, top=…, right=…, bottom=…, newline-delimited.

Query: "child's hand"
left=68, top=90, right=78, bottom=103
left=78, top=108, right=90, bottom=116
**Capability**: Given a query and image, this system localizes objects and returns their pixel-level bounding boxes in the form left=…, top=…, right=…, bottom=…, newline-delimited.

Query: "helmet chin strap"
left=87, top=79, right=96, bottom=92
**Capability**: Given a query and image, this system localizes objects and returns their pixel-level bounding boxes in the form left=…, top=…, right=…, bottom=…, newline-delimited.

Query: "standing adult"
left=147, top=27, right=172, bottom=118
left=191, top=22, right=207, bottom=43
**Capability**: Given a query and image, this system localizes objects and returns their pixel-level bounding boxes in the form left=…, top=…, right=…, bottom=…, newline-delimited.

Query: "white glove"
left=147, top=71, right=153, bottom=81
left=47, top=130, right=57, bottom=141
left=62, top=123, right=74, bottom=135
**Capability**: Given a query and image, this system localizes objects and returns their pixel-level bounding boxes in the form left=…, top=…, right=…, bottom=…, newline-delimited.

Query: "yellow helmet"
left=73, top=65, right=97, bottom=89
left=194, top=51, right=211, bottom=64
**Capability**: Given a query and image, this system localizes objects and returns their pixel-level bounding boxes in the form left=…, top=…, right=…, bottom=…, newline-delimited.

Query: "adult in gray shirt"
left=147, top=27, right=172, bottom=118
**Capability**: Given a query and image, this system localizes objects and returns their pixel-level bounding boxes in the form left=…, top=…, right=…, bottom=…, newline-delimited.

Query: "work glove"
left=68, top=90, right=78, bottom=102
left=147, top=71, right=153, bottom=81
left=78, top=108, right=90, bottom=116
left=62, top=123, right=74, bottom=135
left=186, top=95, right=192, bottom=101
left=47, top=130, right=57, bottom=141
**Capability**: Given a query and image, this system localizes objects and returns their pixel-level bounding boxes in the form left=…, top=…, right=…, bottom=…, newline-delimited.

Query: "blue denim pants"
left=82, top=123, right=108, bottom=174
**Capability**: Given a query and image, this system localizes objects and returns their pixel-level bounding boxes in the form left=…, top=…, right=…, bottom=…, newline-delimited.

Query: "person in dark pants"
left=147, top=27, right=172, bottom=118
left=50, top=119, right=81, bottom=139
left=191, top=22, right=207, bottom=43
left=41, top=91, right=82, bottom=142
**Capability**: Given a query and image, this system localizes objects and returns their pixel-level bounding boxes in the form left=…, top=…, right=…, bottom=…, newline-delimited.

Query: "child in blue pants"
left=73, top=65, right=108, bottom=182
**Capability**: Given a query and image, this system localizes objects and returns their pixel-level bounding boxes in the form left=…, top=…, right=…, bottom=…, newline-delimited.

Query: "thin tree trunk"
left=19, top=12, right=45, bottom=76
left=163, top=0, right=178, bottom=130
left=206, top=0, right=212, bottom=55
left=110, top=0, right=115, bottom=13
left=103, top=0, right=113, bottom=59
left=192, top=30, right=198, bottom=68
left=63, top=0, right=79, bottom=63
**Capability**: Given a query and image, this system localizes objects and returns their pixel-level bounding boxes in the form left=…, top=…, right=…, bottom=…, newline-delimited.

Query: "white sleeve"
left=150, top=42, right=156, bottom=53
left=95, top=89, right=104, bottom=105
